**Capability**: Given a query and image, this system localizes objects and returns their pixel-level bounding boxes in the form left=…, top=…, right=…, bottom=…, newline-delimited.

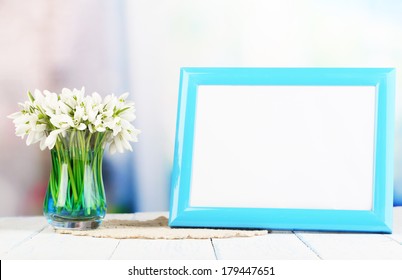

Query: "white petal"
left=34, top=89, right=42, bottom=97
left=61, top=88, right=73, bottom=95
left=29, top=131, right=42, bottom=144
left=103, top=95, right=112, bottom=105
left=113, top=137, right=124, bottom=153
left=15, top=124, right=30, bottom=137
left=74, top=105, right=84, bottom=120
left=87, top=109, right=98, bottom=122
left=34, top=89, right=45, bottom=102
left=109, top=142, right=117, bottom=154
left=92, top=92, right=102, bottom=104
left=103, top=109, right=113, bottom=117
left=58, top=101, right=71, bottom=114
left=7, top=111, right=22, bottom=119
left=39, top=138, right=47, bottom=150
left=120, top=111, right=136, bottom=122
left=113, top=126, right=121, bottom=136
left=50, top=114, right=74, bottom=128
left=88, top=123, right=95, bottom=133
left=96, top=126, right=106, bottom=132
left=118, top=92, right=129, bottom=101
left=120, top=135, right=133, bottom=151
left=76, top=123, right=86, bottom=130
left=120, top=119, right=134, bottom=130
left=45, top=129, right=64, bottom=149
left=13, top=114, right=30, bottom=124
left=26, top=132, right=34, bottom=145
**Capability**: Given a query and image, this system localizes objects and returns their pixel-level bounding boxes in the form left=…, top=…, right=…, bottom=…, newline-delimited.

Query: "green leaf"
left=27, top=91, right=35, bottom=102
left=115, top=106, right=131, bottom=116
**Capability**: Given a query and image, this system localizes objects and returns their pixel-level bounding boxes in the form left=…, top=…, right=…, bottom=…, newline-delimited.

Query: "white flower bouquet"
left=9, top=87, right=140, bottom=154
left=8, top=88, right=140, bottom=229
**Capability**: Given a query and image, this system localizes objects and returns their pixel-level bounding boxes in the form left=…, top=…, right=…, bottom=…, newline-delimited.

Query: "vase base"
left=47, top=216, right=103, bottom=230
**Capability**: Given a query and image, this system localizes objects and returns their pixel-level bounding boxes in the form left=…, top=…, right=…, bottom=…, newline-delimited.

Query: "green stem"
left=44, top=129, right=108, bottom=219
left=67, top=157, right=79, bottom=202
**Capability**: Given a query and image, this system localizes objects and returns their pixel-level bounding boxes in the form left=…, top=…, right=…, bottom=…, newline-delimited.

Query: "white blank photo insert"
left=189, top=85, right=376, bottom=210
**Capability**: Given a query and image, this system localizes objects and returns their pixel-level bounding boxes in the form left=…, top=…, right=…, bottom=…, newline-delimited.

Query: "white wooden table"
left=1, top=208, right=402, bottom=260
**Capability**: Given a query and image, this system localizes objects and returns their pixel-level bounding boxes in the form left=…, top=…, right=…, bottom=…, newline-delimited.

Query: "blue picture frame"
left=169, top=68, right=395, bottom=233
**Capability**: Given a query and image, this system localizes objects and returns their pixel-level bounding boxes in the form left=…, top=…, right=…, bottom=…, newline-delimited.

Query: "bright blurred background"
left=1, top=0, right=402, bottom=216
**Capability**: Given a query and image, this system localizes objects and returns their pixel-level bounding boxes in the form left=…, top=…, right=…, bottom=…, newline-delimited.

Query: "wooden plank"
left=2, top=213, right=216, bottom=260
left=212, top=233, right=319, bottom=260
left=111, top=239, right=216, bottom=260
left=2, top=226, right=119, bottom=260
left=296, top=232, right=402, bottom=259
left=0, top=213, right=156, bottom=260
left=388, top=207, right=402, bottom=243
left=105, top=213, right=136, bottom=220
left=0, top=216, right=48, bottom=258
left=2, top=209, right=401, bottom=260
left=295, top=207, right=402, bottom=259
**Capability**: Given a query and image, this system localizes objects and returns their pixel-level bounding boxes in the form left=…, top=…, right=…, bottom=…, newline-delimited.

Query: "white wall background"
left=1, top=0, right=402, bottom=215
left=124, top=0, right=402, bottom=210
left=0, top=0, right=132, bottom=215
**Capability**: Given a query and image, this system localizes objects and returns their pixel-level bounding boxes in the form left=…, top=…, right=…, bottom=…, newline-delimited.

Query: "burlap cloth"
left=57, top=216, right=268, bottom=239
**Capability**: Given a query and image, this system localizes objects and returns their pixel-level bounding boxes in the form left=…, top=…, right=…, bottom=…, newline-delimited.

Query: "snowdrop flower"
left=41, top=90, right=59, bottom=116
left=115, top=92, right=129, bottom=111
left=83, top=95, right=99, bottom=123
left=9, top=88, right=140, bottom=153
left=109, top=122, right=140, bottom=154
left=104, top=116, right=122, bottom=136
left=60, top=88, right=78, bottom=109
left=50, top=114, right=74, bottom=129
left=44, top=129, right=64, bottom=149
left=119, top=105, right=136, bottom=122
left=11, top=112, right=31, bottom=138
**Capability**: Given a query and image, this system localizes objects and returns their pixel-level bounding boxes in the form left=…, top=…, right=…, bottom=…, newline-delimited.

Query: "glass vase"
left=43, top=129, right=108, bottom=229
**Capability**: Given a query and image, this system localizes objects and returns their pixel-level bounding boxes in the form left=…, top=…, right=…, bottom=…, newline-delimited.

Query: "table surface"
left=1, top=208, right=402, bottom=260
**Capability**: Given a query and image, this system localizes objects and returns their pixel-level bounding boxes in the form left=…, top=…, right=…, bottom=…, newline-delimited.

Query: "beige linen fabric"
left=57, top=216, right=268, bottom=239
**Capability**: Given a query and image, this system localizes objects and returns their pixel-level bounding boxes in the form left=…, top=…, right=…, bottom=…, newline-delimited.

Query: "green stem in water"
left=44, top=129, right=108, bottom=219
